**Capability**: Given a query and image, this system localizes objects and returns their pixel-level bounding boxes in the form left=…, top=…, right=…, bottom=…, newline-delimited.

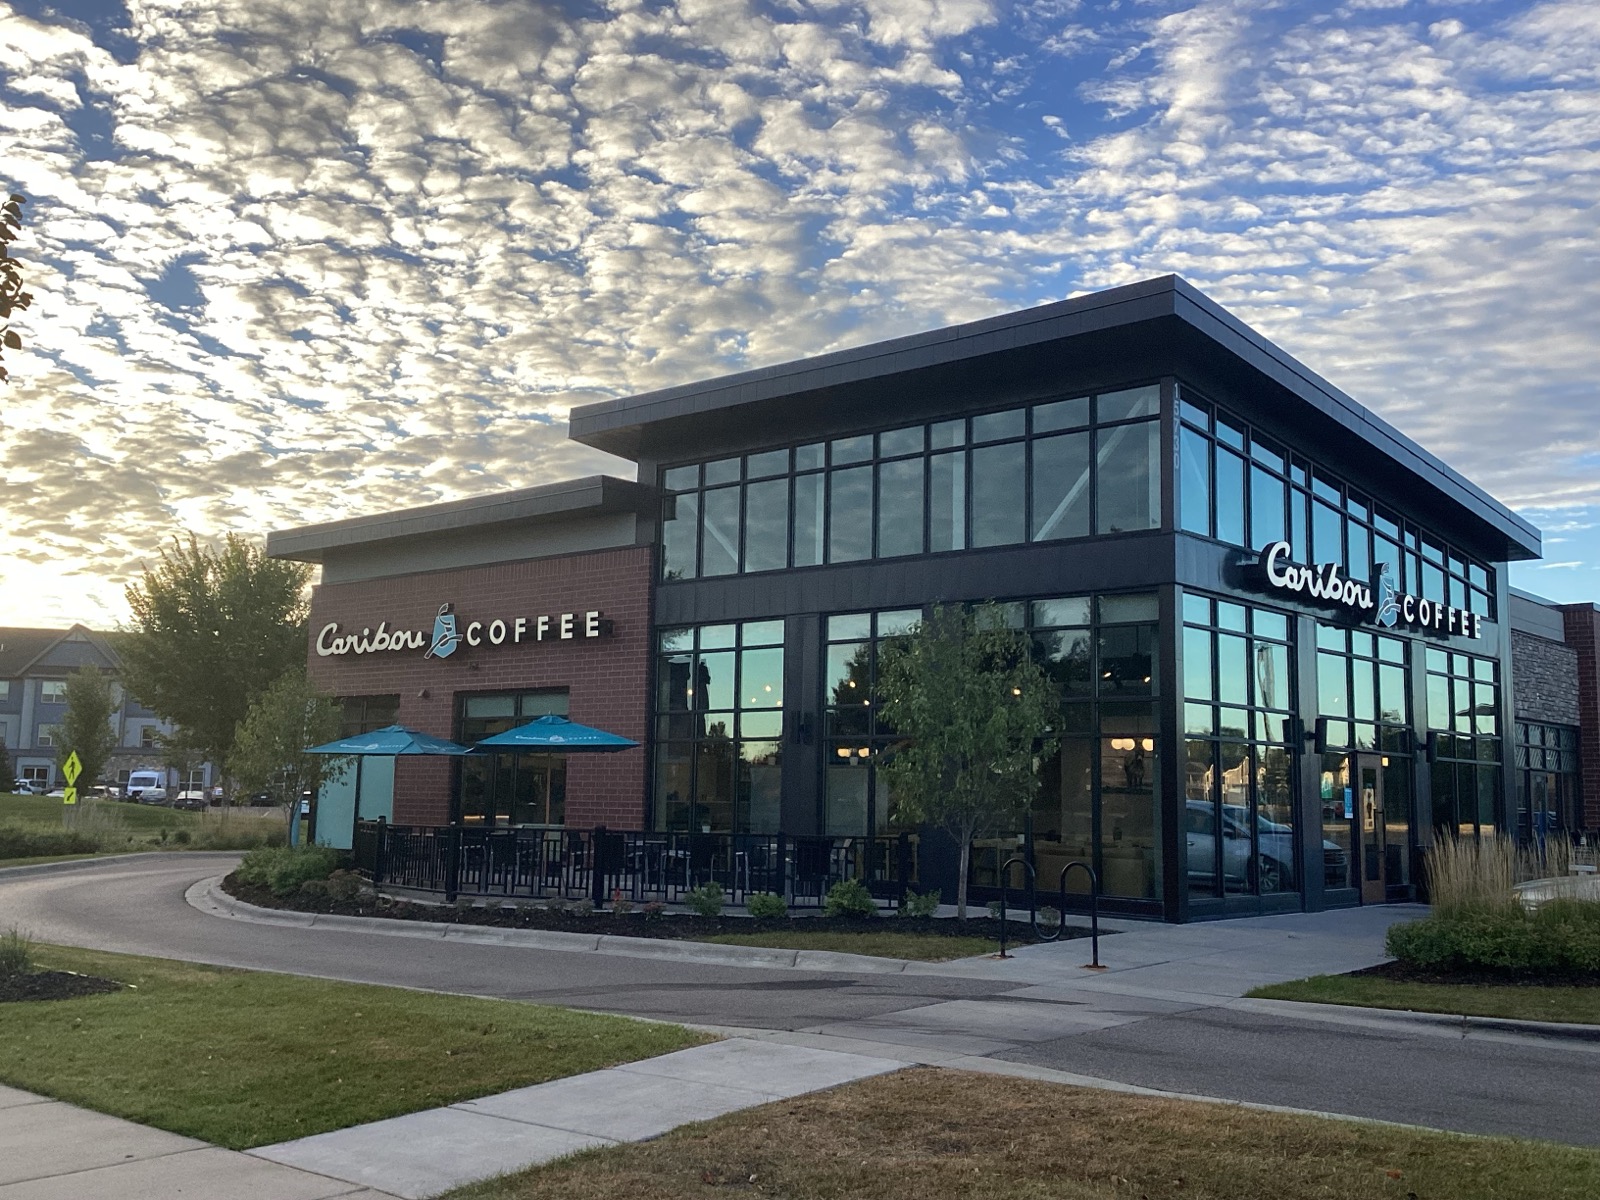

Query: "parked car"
left=170, top=790, right=208, bottom=812
left=44, top=787, right=66, bottom=798
left=11, top=778, right=46, bottom=795
left=124, top=770, right=169, bottom=804
left=88, top=784, right=121, bottom=799
left=1184, top=800, right=1347, bottom=893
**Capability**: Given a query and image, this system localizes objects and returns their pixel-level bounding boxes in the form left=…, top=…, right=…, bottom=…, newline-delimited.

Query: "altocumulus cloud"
left=0, top=0, right=1595, bottom=624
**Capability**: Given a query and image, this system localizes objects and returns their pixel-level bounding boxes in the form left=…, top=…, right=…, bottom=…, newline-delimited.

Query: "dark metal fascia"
left=1166, top=279, right=1541, bottom=561
left=265, top=475, right=657, bottom=563
left=567, top=277, right=1184, bottom=451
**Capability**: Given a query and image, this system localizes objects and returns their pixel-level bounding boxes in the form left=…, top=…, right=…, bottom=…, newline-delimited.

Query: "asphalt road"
left=4, top=854, right=1599, bottom=1148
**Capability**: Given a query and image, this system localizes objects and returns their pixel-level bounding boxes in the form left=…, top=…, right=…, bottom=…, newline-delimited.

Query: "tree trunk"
left=956, top=837, right=970, bottom=920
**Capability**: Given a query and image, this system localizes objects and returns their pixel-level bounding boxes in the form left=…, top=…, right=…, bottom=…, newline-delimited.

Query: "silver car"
left=1185, top=800, right=1346, bottom=892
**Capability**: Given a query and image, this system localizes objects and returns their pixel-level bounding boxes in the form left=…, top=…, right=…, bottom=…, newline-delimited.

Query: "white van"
left=125, top=770, right=169, bottom=804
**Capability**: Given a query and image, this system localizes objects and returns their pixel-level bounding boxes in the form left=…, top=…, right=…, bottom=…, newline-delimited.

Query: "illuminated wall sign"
left=317, top=602, right=609, bottom=659
left=1254, top=541, right=1482, bottom=640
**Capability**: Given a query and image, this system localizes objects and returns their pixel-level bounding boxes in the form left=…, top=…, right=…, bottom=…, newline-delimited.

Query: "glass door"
left=1356, top=755, right=1386, bottom=904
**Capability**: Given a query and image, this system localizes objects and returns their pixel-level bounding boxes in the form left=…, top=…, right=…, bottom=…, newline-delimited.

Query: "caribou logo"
left=425, top=603, right=463, bottom=659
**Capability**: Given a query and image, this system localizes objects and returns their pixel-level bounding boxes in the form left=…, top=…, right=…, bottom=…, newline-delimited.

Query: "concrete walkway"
left=0, top=1083, right=400, bottom=1199
left=0, top=1040, right=902, bottom=1200
left=250, top=1039, right=902, bottom=1199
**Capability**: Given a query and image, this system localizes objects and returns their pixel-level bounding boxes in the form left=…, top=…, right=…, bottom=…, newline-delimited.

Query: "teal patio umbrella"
left=473, top=714, right=639, bottom=752
left=304, top=725, right=474, bottom=845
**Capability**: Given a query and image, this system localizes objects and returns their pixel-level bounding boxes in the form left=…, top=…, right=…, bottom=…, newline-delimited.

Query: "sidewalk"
left=0, top=1083, right=399, bottom=1200
left=0, top=1040, right=902, bottom=1200
left=251, top=1039, right=902, bottom=1199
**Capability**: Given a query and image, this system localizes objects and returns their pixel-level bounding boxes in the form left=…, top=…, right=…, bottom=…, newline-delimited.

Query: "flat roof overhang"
left=267, top=475, right=654, bottom=564
left=569, top=276, right=1540, bottom=564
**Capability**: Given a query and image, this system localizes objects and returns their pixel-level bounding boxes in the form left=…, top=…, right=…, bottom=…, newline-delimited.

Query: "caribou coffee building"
left=270, top=276, right=1595, bottom=921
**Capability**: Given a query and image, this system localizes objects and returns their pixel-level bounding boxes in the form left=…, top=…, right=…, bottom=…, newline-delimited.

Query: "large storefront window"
left=1426, top=649, right=1502, bottom=839
left=654, top=620, right=784, bottom=832
left=1178, top=388, right=1495, bottom=619
left=1182, top=595, right=1297, bottom=899
left=823, top=609, right=921, bottom=836
left=458, top=691, right=569, bottom=826
left=1020, top=592, right=1162, bottom=901
left=658, top=384, right=1162, bottom=581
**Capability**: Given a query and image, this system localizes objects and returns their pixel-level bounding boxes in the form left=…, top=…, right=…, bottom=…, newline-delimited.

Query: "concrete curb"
left=0, top=850, right=243, bottom=880
left=1232, top=994, right=1600, bottom=1045
left=190, top=875, right=1032, bottom=978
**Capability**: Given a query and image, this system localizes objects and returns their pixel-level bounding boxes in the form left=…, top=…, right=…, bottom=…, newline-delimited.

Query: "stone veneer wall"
left=305, top=544, right=654, bottom=829
left=1558, top=604, right=1600, bottom=829
left=1510, top=629, right=1580, bottom=727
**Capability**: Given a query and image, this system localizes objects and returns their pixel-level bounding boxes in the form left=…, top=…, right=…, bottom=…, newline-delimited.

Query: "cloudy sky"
left=1, top=0, right=1596, bottom=628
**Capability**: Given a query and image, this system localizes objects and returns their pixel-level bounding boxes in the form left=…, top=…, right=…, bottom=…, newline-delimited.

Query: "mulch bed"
left=221, top=873, right=1073, bottom=946
left=1351, top=960, right=1600, bottom=989
left=0, top=970, right=123, bottom=1004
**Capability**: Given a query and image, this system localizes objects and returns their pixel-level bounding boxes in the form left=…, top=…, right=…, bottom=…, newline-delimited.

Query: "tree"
left=58, top=666, right=118, bottom=793
left=120, top=534, right=312, bottom=796
left=876, top=604, right=1061, bottom=919
left=0, top=741, right=11, bottom=786
left=1, top=191, right=32, bottom=384
left=230, top=670, right=342, bottom=828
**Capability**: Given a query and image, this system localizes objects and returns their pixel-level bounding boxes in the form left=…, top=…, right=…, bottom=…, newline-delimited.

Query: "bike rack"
left=997, top=855, right=1103, bottom=969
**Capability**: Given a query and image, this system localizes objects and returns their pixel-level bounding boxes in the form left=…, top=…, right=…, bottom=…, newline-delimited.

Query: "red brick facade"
left=1558, top=603, right=1600, bottom=830
left=305, top=545, right=654, bottom=828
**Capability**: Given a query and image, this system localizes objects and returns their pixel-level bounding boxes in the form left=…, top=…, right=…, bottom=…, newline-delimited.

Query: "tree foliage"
left=230, top=670, right=342, bottom=817
left=58, top=666, right=118, bottom=789
left=0, top=191, right=32, bottom=385
left=120, top=534, right=312, bottom=789
left=876, top=604, right=1061, bottom=918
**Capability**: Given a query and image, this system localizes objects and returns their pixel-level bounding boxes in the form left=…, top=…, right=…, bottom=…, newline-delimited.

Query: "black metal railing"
left=354, top=820, right=919, bottom=909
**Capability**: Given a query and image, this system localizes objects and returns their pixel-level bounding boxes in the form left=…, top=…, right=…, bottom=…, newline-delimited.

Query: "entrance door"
left=1356, top=756, right=1385, bottom=904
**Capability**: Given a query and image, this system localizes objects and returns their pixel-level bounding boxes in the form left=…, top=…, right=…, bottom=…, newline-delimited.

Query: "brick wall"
left=1557, top=604, right=1600, bottom=829
left=305, top=544, right=654, bottom=828
left=1510, top=629, right=1579, bottom=726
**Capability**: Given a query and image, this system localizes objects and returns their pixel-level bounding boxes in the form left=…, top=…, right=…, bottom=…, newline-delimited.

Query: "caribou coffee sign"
left=317, top=602, right=609, bottom=660
left=1254, top=541, right=1482, bottom=640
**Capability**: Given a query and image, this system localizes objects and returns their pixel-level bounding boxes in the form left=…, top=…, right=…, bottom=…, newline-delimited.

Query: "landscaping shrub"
left=898, top=889, right=941, bottom=919
left=684, top=881, right=725, bottom=917
left=0, top=926, right=34, bottom=977
left=235, top=844, right=341, bottom=896
left=823, top=878, right=876, bottom=918
left=1387, top=899, right=1600, bottom=973
left=0, top=826, right=101, bottom=860
left=641, top=901, right=667, bottom=920
left=325, top=870, right=365, bottom=902
left=747, top=891, right=788, bottom=919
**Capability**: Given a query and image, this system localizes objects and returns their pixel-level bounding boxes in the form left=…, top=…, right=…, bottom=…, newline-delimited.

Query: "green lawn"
left=1250, top=973, right=1600, bottom=1025
left=705, top=930, right=1000, bottom=961
left=0, top=792, right=283, bottom=856
left=446, top=1068, right=1600, bottom=1200
left=0, top=944, right=707, bottom=1149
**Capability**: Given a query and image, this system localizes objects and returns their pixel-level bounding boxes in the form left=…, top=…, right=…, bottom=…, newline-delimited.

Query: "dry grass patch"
left=448, top=1068, right=1600, bottom=1200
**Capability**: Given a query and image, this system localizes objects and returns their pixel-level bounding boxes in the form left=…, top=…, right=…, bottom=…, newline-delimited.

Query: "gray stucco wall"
left=1511, top=628, right=1580, bottom=726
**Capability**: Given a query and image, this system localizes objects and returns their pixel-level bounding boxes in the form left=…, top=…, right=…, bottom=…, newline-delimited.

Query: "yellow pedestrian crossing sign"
left=62, top=786, right=77, bottom=806
left=62, top=751, right=82, bottom=785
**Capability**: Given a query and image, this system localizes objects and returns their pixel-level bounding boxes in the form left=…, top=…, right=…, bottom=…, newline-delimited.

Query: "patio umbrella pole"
left=348, top=755, right=364, bottom=850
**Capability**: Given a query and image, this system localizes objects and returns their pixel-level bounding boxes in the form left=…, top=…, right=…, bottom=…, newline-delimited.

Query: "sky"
left=0, top=0, right=1596, bottom=629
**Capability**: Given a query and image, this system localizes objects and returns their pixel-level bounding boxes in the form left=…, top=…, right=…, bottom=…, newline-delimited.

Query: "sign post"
left=60, top=750, right=81, bottom=807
